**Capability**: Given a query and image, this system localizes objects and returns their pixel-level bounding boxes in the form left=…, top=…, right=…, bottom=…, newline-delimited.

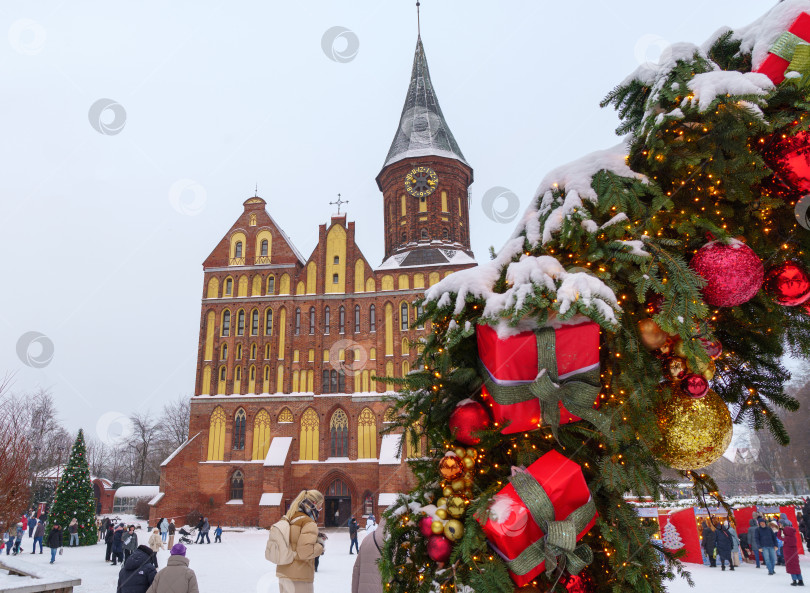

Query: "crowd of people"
left=697, top=503, right=810, bottom=587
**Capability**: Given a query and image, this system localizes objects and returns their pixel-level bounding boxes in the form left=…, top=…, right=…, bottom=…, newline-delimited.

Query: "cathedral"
left=150, top=34, right=477, bottom=527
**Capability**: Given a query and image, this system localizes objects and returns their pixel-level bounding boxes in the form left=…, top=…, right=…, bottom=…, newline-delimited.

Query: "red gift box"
left=755, top=11, right=810, bottom=85
left=481, top=450, right=598, bottom=587
left=477, top=321, right=600, bottom=435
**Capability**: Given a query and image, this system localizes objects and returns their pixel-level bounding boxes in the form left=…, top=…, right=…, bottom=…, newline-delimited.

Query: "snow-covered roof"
left=148, top=493, right=164, bottom=506
left=0, top=556, right=81, bottom=591
left=378, top=434, right=402, bottom=465
left=263, top=437, right=293, bottom=467
left=259, top=493, right=283, bottom=506
left=114, top=486, right=160, bottom=499
left=161, top=431, right=201, bottom=467
left=378, top=493, right=401, bottom=507
left=630, top=494, right=806, bottom=509
left=380, top=36, right=469, bottom=173
left=225, top=499, right=244, bottom=505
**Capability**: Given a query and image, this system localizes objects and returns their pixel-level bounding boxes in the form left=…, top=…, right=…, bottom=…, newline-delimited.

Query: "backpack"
left=265, top=515, right=305, bottom=565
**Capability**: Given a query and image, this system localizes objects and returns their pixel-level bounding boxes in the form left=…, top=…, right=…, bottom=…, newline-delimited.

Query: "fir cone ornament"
left=764, top=261, right=810, bottom=306
left=655, top=390, right=732, bottom=470
left=690, top=240, right=764, bottom=307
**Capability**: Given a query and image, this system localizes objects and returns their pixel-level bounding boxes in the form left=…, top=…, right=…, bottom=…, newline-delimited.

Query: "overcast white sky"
left=0, top=1, right=773, bottom=435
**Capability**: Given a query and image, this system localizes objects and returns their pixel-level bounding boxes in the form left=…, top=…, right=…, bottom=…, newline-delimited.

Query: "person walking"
left=20, top=514, right=28, bottom=536
left=352, top=517, right=387, bottom=593
left=715, top=522, right=735, bottom=571
left=31, top=520, right=44, bottom=554
left=145, top=543, right=199, bottom=593
left=349, top=517, right=359, bottom=555
left=68, top=518, right=79, bottom=547
left=271, top=489, right=325, bottom=593
left=112, top=523, right=126, bottom=566
left=123, top=525, right=139, bottom=561
left=194, top=517, right=204, bottom=544
left=167, top=520, right=176, bottom=549
left=47, top=524, right=62, bottom=564
left=149, top=527, right=165, bottom=567
left=13, top=522, right=24, bottom=555
left=159, top=518, right=169, bottom=544
left=754, top=516, right=779, bottom=575
left=702, top=520, right=717, bottom=567
left=726, top=519, right=741, bottom=567
left=105, top=523, right=115, bottom=562
left=772, top=520, right=786, bottom=566
left=780, top=518, right=804, bottom=586
left=200, top=518, right=210, bottom=544
left=748, top=517, right=762, bottom=567
left=214, top=525, right=222, bottom=543
left=28, top=514, right=37, bottom=538
left=117, top=543, right=157, bottom=593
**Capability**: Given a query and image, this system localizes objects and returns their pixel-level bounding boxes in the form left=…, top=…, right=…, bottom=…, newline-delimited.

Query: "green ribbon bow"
left=770, top=31, right=807, bottom=62
left=770, top=32, right=810, bottom=85
left=479, top=327, right=607, bottom=441
left=504, top=469, right=596, bottom=577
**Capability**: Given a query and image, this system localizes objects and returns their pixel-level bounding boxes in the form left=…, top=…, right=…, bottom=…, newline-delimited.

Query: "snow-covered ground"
left=3, top=517, right=810, bottom=592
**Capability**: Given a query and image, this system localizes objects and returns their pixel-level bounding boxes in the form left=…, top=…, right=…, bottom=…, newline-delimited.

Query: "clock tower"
left=376, top=36, right=474, bottom=267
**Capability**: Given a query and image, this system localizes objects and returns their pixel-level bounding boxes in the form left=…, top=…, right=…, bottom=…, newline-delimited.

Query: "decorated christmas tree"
left=47, top=429, right=97, bottom=546
left=661, top=522, right=684, bottom=551
left=381, top=2, right=810, bottom=592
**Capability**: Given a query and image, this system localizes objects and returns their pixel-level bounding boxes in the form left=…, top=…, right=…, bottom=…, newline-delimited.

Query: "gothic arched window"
left=330, top=409, right=349, bottom=457
left=233, top=409, right=246, bottom=450
left=309, top=307, right=315, bottom=335
left=230, top=470, right=244, bottom=500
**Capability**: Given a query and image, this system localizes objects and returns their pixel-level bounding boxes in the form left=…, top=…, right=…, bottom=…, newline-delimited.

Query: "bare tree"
left=160, top=395, right=190, bottom=451
left=0, top=373, right=31, bottom=531
left=128, top=411, right=159, bottom=484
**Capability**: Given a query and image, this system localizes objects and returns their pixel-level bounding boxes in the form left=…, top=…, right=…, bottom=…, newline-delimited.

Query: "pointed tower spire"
left=380, top=36, right=468, bottom=172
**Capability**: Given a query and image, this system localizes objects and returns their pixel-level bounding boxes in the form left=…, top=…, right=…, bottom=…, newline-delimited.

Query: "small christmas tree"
left=661, top=522, right=684, bottom=551
left=47, top=429, right=96, bottom=546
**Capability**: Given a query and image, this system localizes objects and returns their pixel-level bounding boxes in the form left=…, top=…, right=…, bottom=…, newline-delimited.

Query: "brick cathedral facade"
left=151, top=36, right=477, bottom=527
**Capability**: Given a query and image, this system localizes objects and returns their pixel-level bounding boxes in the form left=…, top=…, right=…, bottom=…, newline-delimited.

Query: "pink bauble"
left=448, top=401, right=490, bottom=445
left=682, top=374, right=709, bottom=398
left=765, top=261, right=810, bottom=306
left=690, top=241, right=764, bottom=307
left=419, top=516, right=434, bottom=537
left=427, top=534, right=453, bottom=563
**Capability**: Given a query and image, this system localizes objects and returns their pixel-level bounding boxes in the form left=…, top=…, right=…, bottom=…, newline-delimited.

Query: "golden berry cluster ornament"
left=654, top=389, right=732, bottom=470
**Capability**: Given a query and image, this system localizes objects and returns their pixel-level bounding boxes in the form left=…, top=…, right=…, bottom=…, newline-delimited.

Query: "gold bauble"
left=462, top=456, right=475, bottom=470
left=436, top=508, right=448, bottom=520
left=439, top=455, right=463, bottom=480
left=436, top=497, right=447, bottom=509
left=655, top=389, right=732, bottom=470
left=444, top=519, right=464, bottom=541
left=465, top=448, right=477, bottom=460
left=673, top=338, right=687, bottom=358
left=447, top=496, right=466, bottom=518
left=442, top=486, right=453, bottom=498
left=431, top=520, right=445, bottom=535
left=639, top=318, right=669, bottom=350
left=454, top=447, right=467, bottom=459
left=702, top=360, right=716, bottom=381
left=451, top=478, right=466, bottom=492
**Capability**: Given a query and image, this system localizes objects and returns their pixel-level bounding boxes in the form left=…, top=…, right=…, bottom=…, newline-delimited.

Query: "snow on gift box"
left=477, top=320, right=603, bottom=437
left=481, top=450, right=598, bottom=588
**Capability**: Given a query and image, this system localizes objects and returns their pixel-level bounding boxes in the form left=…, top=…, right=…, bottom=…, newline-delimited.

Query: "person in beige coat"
left=351, top=517, right=386, bottom=593
left=148, top=528, right=165, bottom=568
left=271, top=489, right=325, bottom=593
left=146, top=543, right=199, bottom=593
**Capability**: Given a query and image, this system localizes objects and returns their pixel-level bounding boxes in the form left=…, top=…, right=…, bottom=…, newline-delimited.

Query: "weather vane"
left=330, top=193, right=348, bottom=215
left=417, top=1, right=421, bottom=36
left=254, top=183, right=259, bottom=197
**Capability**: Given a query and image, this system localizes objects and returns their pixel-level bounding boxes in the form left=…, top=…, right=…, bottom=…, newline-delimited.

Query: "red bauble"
left=427, top=534, right=453, bottom=562
left=419, top=516, right=434, bottom=537
left=699, top=338, right=723, bottom=359
left=762, top=129, right=810, bottom=195
left=448, top=400, right=490, bottom=445
left=765, top=261, right=810, bottom=306
left=690, top=240, right=764, bottom=307
left=682, top=373, right=710, bottom=398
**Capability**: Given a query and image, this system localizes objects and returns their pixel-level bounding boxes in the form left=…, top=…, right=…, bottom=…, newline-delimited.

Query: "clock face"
left=405, top=166, right=439, bottom=198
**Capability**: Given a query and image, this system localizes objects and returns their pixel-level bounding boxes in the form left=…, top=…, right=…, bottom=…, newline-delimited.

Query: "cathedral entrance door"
left=324, top=478, right=351, bottom=527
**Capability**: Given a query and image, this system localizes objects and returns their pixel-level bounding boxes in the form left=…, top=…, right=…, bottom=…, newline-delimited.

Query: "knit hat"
left=170, top=543, right=186, bottom=556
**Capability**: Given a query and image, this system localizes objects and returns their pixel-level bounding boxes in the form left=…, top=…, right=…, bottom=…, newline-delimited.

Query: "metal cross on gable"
left=330, top=193, right=349, bottom=215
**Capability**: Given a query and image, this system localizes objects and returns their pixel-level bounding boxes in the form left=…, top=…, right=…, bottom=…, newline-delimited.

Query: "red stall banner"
left=659, top=508, right=703, bottom=564
left=733, top=506, right=756, bottom=538
left=780, top=506, right=805, bottom=555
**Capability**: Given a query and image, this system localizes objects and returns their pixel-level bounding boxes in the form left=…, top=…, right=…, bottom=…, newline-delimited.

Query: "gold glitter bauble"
left=655, top=389, right=732, bottom=470
left=447, top=496, right=466, bottom=518
left=444, top=519, right=464, bottom=541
